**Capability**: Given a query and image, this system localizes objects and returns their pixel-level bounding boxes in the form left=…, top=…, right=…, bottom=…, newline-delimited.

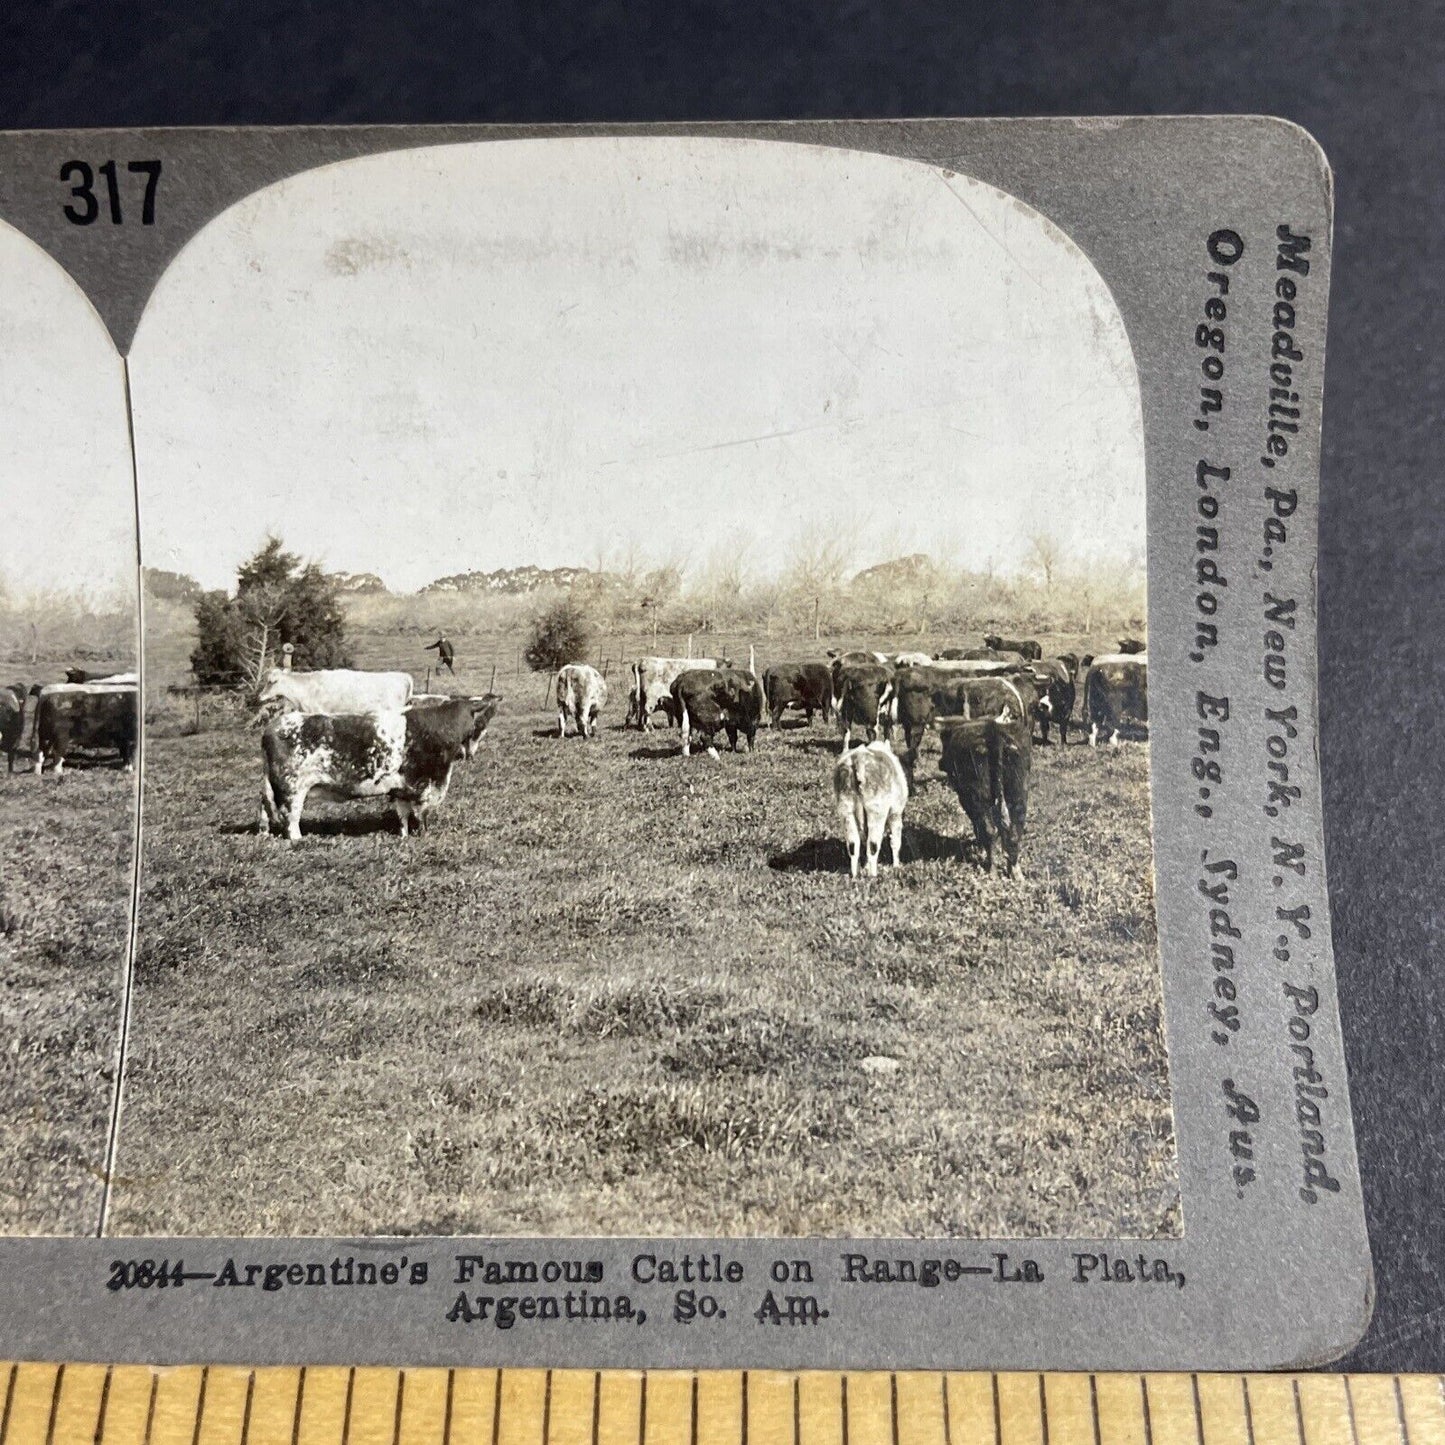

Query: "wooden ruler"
left=2, top=1366, right=1442, bottom=1445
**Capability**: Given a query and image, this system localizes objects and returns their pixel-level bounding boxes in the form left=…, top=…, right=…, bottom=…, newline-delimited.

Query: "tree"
left=1026, top=531, right=1064, bottom=592
left=191, top=537, right=352, bottom=690
left=524, top=597, right=592, bottom=673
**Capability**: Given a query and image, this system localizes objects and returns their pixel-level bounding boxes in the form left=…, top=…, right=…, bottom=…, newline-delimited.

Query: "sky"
left=127, top=136, right=1145, bottom=595
left=0, top=223, right=135, bottom=601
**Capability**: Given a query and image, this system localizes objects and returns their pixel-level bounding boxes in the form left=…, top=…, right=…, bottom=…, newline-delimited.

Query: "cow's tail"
left=987, top=723, right=1006, bottom=827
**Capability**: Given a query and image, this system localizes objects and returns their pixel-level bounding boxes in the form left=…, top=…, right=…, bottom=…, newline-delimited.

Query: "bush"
left=191, top=537, right=352, bottom=689
left=524, top=598, right=592, bottom=673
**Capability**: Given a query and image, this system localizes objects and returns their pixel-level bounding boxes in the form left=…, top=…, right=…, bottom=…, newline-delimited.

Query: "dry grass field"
left=111, top=628, right=1178, bottom=1240
left=0, top=659, right=136, bottom=1236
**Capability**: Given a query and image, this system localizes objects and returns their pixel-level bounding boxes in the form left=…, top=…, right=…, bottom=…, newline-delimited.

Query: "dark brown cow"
left=893, top=668, right=1036, bottom=780
left=982, top=634, right=1043, bottom=661
left=1084, top=655, right=1148, bottom=745
left=763, top=662, right=834, bottom=728
left=1116, top=637, right=1147, bottom=655
left=1, top=684, right=26, bottom=772
left=939, top=712, right=1032, bottom=875
left=63, top=667, right=132, bottom=684
left=834, top=663, right=895, bottom=750
left=33, top=684, right=138, bottom=774
left=671, top=668, right=764, bottom=756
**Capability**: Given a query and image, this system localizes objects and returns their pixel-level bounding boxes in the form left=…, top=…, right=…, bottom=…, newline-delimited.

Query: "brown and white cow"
left=32, top=682, right=138, bottom=774
left=556, top=663, right=608, bottom=738
left=259, top=696, right=500, bottom=839
left=670, top=668, right=764, bottom=756
left=628, top=656, right=721, bottom=730
left=1026, top=658, right=1077, bottom=746
left=833, top=740, right=908, bottom=879
left=1083, top=654, right=1149, bottom=746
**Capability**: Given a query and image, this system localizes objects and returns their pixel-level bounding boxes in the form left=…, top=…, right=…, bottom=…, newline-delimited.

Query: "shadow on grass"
left=900, top=822, right=971, bottom=865
left=769, top=834, right=849, bottom=873
left=770, top=823, right=971, bottom=874
left=32, top=753, right=132, bottom=774
left=221, top=812, right=402, bottom=839
left=628, top=744, right=682, bottom=761
left=783, top=735, right=845, bottom=755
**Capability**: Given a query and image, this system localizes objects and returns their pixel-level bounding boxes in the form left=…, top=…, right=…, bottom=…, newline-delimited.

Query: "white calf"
left=832, top=740, right=908, bottom=879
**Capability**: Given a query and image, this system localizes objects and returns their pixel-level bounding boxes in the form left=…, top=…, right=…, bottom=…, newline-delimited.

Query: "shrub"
left=523, top=598, right=592, bottom=673
left=191, top=537, right=352, bottom=689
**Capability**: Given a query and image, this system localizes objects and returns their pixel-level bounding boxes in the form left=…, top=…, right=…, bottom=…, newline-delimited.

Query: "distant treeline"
left=0, top=585, right=137, bottom=666
left=344, top=547, right=1145, bottom=643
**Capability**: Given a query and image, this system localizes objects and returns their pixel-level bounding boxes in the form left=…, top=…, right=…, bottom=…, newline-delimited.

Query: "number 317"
left=60, top=159, right=162, bottom=225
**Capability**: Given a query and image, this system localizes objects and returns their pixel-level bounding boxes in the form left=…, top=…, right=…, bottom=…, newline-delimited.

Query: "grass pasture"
left=114, top=637, right=1178, bottom=1240
left=0, top=658, right=136, bottom=1236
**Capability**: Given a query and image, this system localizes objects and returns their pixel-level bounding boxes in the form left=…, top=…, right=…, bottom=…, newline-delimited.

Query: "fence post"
left=281, top=643, right=294, bottom=671
left=488, top=662, right=497, bottom=694
left=193, top=688, right=201, bottom=734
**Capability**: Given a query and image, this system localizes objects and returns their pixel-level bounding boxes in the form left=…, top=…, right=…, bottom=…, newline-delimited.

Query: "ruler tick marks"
left=1242, top=1376, right=1258, bottom=1445
left=142, top=1372, right=159, bottom=1445
left=1291, top=1379, right=1306, bottom=1445
left=0, top=1362, right=17, bottom=1445
left=240, top=1372, right=256, bottom=1445
left=1140, top=1375, right=1155, bottom=1445
left=594, top=1372, right=603, bottom=1445
left=992, top=1373, right=1003, bottom=1445
left=890, top=1374, right=899, bottom=1445
left=1088, top=1375, right=1101, bottom=1445
left=392, top=1370, right=406, bottom=1445
left=793, top=1375, right=801, bottom=1445
left=1039, top=1374, right=1051, bottom=1445
left=190, top=1366, right=209, bottom=1445
left=444, top=1372, right=455, bottom=1445
left=93, top=1366, right=113, bottom=1445
left=43, top=1363, right=64, bottom=1445
left=292, top=1366, right=308, bottom=1445
left=1392, top=1378, right=1408, bottom=1445
left=340, top=1369, right=356, bottom=1445
left=940, top=1374, right=952, bottom=1445
left=841, top=1376, right=850, bottom=1445
left=1190, top=1375, right=1204, bottom=1445
left=544, top=1370, right=554, bottom=1445
left=1342, top=1376, right=1361, bottom=1445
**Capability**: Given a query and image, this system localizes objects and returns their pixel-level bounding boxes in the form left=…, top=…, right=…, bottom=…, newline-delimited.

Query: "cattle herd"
left=3, top=638, right=1148, bottom=881
left=1, top=670, right=138, bottom=776
left=240, top=636, right=1148, bottom=879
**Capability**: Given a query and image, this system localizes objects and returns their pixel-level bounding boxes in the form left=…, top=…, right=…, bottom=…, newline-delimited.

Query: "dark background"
left=2, top=0, right=1439, bottom=1371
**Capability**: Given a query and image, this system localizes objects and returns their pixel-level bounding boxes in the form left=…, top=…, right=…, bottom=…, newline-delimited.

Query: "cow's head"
left=461, top=695, right=502, bottom=758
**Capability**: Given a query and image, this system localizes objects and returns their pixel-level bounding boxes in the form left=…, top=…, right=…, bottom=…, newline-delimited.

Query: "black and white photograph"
left=0, top=222, right=139, bottom=1235
left=101, top=136, right=1174, bottom=1240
